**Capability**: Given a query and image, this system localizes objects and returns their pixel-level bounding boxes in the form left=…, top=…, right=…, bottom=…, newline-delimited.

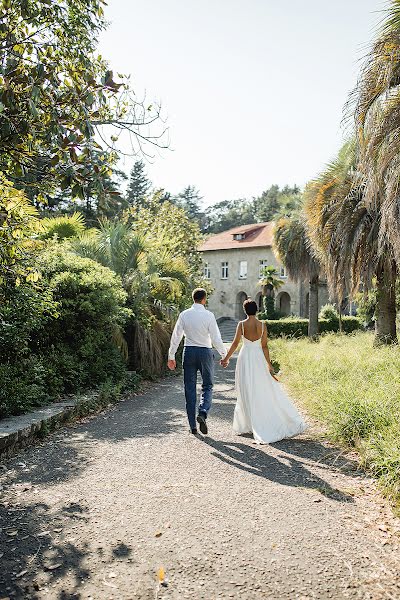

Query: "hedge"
left=259, top=316, right=361, bottom=338
left=0, top=246, right=130, bottom=418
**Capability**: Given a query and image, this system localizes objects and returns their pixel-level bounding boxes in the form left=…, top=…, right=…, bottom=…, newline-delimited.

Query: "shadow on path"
left=199, top=436, right=355, bottom=503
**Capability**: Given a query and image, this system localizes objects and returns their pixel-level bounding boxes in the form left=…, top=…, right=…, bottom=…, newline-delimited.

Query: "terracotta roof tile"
left=199, top=222, right=274, bottom=251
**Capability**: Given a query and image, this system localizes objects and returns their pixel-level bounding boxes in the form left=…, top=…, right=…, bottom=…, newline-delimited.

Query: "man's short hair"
left=192, top=288, right=207, bottom=303
left=243, top=299, right=258, bottom=316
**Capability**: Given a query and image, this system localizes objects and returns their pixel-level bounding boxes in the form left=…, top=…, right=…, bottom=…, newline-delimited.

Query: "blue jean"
left=182, top=346, right=215, bottom=430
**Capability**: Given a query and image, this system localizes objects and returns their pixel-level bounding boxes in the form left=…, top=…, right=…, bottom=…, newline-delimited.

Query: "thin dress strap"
left=241, top=321, right=244, bottom=336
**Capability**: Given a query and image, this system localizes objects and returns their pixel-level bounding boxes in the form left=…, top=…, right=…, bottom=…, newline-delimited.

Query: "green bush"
left=39, top=246, right=130, bottom=392
left=259, top=316, right=361, bottom=338
left=319, top=303, right=339, bottom=321
left=0, top=358, right=49, bottom=417
left=0, top=245, right=130, bottom=418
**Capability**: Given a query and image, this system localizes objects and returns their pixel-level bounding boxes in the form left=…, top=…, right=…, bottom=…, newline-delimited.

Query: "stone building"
left=199, top=222, right=329, bottom=321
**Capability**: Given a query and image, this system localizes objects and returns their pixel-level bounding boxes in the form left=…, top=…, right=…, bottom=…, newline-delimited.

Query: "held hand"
left=220, top=358, right=229, bottom=368
left=167, top=359, right=176, bottom=371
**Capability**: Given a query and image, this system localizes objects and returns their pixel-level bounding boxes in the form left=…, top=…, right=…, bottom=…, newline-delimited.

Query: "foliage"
left=38, top=246, right=130, bottom=390
left=304, top=140, right=397, bottom=345
left=40, top=212, right=86, bottom=240
left=0, top=175, right=42, bottom=285
left=354, top=290, right=377, bottom=326
left=205, top=185, right=301, bottom=233
left=254, top=184, right=301, bottom=222
left=318, top=304, right=339, bottom=321
left=257, top=317, right=361, bottom=337
left=274, top=216, right=319, bottom=283
left=0, top=0, right=165, bottom=201
left=126, top=160, right=152, bottom=208
left=273, top=214, right=321, bottom=337
left=71, top=217, right=190, bottom=322
left=262, top=295, right=278, bottom=319
left=173, top=185, right=206, bottom=229
left=0, top=244, right=130, bottom=418
left=125, top=319, right=172, bottom=378
left=127, top=193, right=205, bottom=284
left=352, top=0, right=400, bottom=268
left=271, top=333, right=400, bottom=504
left=258, top=266, right=284, bottom=295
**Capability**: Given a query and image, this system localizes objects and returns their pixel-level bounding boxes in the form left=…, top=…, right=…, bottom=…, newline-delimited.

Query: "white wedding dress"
left=233, top=322, right=307, bottom=444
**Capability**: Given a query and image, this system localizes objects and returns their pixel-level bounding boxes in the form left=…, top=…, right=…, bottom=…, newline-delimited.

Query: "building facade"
left=199, top=222, right=329, bottom=321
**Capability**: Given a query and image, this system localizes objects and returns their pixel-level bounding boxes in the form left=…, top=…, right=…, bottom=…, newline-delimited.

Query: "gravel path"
left=1, top=359, right=400, bottom=599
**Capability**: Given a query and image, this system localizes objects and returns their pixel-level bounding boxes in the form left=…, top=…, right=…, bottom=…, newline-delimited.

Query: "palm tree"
left=70, top=219, right=191, bottom=376
left=304, top=141, right=397, bottom=345
left=352, top=0, right=400, bottom=268
left=273, top=216, right=321, bottom=338
left=258, top=265, right=284, bottom=319
left=71, top=219, right=190, bottom=317
left=40, top=212, right=86, bottom=240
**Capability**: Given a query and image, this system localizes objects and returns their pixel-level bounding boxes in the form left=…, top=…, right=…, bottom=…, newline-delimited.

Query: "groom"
left=167, top=288, right=227, bottom=435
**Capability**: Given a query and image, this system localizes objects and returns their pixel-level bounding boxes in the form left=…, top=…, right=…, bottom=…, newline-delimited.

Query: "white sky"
left=99, top=0, right=385, bottom=206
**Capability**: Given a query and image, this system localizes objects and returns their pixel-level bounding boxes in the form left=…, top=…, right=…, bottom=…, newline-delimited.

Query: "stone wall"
left=202, top=247, right=331, bottom=320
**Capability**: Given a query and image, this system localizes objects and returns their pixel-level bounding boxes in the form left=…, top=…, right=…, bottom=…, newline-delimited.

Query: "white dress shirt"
left=168, top=303, right=227, bottom=360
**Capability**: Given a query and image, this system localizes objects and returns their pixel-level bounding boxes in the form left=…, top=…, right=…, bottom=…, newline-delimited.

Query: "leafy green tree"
left=0, top=175, right=42, bottom=286
left=206, top=198, right=256, bottom=233
left=254, top=185, right=301, bottom=221
left=254, top=185, right=281, bottom=221
left=126, top=160, right=152, bottom=208
left=71, top=218, right=190, bottom=321
left=0, top=0, right=165, bottom=200
left=128, top=192, right=205, bottom=281
left=205, top=185, right=301, bottom=234
left=174, top=185, right=206, bottom=228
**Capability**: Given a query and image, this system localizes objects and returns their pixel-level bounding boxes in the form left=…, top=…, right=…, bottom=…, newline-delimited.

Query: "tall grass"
left=270, top=332, right=400, bottom=504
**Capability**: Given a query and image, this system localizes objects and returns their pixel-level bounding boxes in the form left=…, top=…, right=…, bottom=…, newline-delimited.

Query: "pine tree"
left=126, top=160, right=152, bottom=207
left=174, top=185, right=207, bottom=229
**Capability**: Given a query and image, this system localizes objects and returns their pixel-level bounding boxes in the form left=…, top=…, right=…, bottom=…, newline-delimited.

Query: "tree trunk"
left=374, top=262, right=397, bottom=346
left=308, top=275, right=319, bottom=339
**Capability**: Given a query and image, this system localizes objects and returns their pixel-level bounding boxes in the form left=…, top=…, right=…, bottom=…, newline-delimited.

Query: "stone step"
left=218, top=318, right=239, bottom=343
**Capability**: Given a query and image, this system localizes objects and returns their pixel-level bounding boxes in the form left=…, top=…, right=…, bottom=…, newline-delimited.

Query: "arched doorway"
left=276, top=291, right=291, bottom=316
left=235, top=291, right=248, bottom=320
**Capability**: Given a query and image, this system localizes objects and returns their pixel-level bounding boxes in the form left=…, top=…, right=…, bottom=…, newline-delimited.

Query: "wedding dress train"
left=233, top=323, right=307, bottom=444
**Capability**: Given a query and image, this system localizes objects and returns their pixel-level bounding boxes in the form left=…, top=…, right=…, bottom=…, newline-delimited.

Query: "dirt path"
left=1, top=359, right=400, bottom=599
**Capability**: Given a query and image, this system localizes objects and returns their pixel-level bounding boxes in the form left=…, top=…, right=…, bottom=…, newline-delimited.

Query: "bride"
left=220, top=298, right=306, bottom=444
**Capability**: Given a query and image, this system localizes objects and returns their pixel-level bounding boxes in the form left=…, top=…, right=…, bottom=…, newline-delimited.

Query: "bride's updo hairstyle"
left=243, top=299, right=258, bottom=316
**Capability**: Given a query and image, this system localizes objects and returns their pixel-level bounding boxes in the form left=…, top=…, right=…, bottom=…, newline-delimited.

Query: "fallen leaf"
left=46, top=563, right=62, bottom=571
left=7, top=530, right=18, bottom=536
left=15, top=570, right=27, bottom=579
left=37, top=531, right=51, bottom=537
left=155, top=531, right=162, bottom=538
left=158, top=567, right=165, bottom=582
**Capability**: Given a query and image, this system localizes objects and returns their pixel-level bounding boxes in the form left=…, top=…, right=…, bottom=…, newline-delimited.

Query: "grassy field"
left=270, top=332, right=400, bottom=506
